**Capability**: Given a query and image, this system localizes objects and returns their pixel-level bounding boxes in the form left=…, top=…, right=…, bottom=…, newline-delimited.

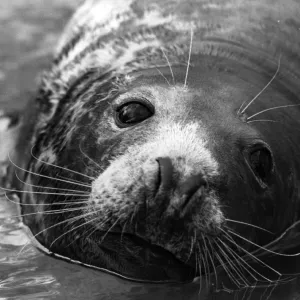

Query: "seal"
left=2, top=0, right=300, bottom=288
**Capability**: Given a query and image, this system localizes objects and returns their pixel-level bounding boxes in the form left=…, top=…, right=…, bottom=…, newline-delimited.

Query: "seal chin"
left=98, top=232, right=196, bottom=283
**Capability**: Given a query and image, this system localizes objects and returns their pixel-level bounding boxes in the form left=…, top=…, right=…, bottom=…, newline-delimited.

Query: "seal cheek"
left=190, top=192, right=224, bottom=234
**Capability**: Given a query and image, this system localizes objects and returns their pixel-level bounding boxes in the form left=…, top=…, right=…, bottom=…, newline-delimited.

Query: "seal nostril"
left=155, top=157, right=174, bottom=193
left=180, top=175, right=207, bottom=210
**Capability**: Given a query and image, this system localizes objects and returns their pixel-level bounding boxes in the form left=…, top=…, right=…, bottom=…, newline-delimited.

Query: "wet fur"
left=1, top=0, right=300, bottom=291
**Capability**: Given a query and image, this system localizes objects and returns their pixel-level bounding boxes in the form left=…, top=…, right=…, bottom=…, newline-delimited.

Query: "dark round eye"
left=248, top=146, right=273, bottom=186
left=115, top=101, right=154, bottom=127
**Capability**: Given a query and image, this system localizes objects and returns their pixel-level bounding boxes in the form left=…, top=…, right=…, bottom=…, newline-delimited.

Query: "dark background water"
left=1, top=1, right=300, bottom=299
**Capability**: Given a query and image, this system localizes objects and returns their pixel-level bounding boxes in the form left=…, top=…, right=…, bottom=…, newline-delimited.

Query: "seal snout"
left=155, top=156, right=208, bottom=215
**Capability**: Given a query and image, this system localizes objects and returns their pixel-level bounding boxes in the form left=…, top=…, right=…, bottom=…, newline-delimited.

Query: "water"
left=1, top=0, right=300, bottom=299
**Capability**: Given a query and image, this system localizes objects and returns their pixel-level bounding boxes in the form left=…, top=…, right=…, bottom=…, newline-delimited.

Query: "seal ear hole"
left=115, top=100, right=154, bottom=128
left=248, top=146, right=273, bottom=186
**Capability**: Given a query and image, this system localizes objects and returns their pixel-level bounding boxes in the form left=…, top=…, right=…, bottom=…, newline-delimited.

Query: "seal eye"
left=249, top=147, right=273, bottom=186
left=115, top=101, right=154, bottom=127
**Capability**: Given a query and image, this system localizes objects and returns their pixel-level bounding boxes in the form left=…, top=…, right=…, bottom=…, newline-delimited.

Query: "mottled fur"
left=4, top=0, right=300, bottom=287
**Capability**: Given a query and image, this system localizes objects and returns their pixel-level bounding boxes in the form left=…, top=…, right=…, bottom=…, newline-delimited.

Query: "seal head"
left=8, top=0, right=300, bottom=285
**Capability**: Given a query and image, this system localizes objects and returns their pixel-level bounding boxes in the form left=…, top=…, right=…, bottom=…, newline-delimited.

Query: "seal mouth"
left=97, top=232, right=196, bottom=283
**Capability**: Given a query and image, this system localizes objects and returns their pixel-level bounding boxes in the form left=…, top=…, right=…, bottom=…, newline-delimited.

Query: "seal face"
left=5, top=0, right=300, bottom=287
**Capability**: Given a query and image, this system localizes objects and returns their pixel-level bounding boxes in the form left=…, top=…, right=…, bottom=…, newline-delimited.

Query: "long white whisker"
left=0, top=186, right=90, bottom=197
left=215, top=239, right=249, bottom=287
left=225, top=219, right=274, bottom=234
left=185, top=230, right=196, bottom=263
left=161, top=48, right=175, bottom=85
left=99, top=217, right=122, bottom=244
left=57, top=174, right=91, bottom=186
left=217, top=238, right=260, bottom=282
left=11, top=206, right=86, bottom=219
left=78, top=142, right=104, bottom=172
left=228, top=229, right=300, bottom=257
left=200, top=234, right=212, bottom=287
left=31, top=146, right=95, bottom=180
left=119, top=220, right=129, bottom=245
left=184, top=27, right=194, bottom=88
left=155, top=67, right=171, bottom=86
left=7, top=152, right=91, bottom=189
left=195, top=249, right=202, bottom=294
left=83, top=216, right=109, bottom=240
left=4, top=193, right=88, bottom=206
left=252, top=220, right=300, bottom=257
left=240, top=54, right=281, bottom=114
left=206, top=238, right=219, bottom=288
left=17, top=209, right=96, bottom=257
left=213, top=244, right=242, bottom=288
left=247, top=104, right=300, bottom=121
left=197, top=242, right=209, bottom=287
left=50, top=215, right=101, bottom=248
left=221, top=229, right=282, bottom=276
left=14, top=172, right=89, bottom=195
left=247, top=119, right=279, bottom=124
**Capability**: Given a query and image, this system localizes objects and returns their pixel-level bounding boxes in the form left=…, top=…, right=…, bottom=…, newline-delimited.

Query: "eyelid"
left=113, top=89, right=155, bottom=108
left=113, top=95, right=155, bottom=114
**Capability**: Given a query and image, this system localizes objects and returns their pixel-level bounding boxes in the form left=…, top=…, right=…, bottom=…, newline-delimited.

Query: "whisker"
left=0, top=186, right=90, bottom=198
left=57, top=175, right=92, bottom=186
left=200, top=234, right=211, bottom=287
left=160, top=48, right=175, bottom=85
left=120, top=220, right=129, bottom=245
left=14, top=172, right=89, bottom=195
left=10, top=206, right=86, bottom=219
left=217, top=238, right=260, bottom=283
left=185, top=230, right=196, bottom=263
left=49, top=215, right=101, bottom=248
left=213, top=244, right=242, bottom=288
left=78, top=142, right=103, bottom=172
left=204, top=239, right=211, bottom=287
left=215, top=239, right=249, bottom=287
left=228, top=229, right=300, bottom=257
left=247, top=104, right=300, bottom=121
left=155, top=67, right=171, bottom=86
left=247, top=119, right=279, bottom=124
left=4, top=193, right=88, bottom=207
left=206, top=238, right=219, bottom=288
left=84, top=214, right=115, bottom=240
left=196, top=250, right=202, bottom=294
left=239, top=54, right=281, bottom=115
left=7, top=152, right=91, bottom=188
left=225, top=218, right=274, bottom=234
left=260, top=281, right=274, bottom=300
left=184, top=27, right=194, bottom=88
left=197, top=242, right=209, bottom=288
left=129, top=205, right=138, bottom=228
left=225, top=245, right=295, bottom=287
left=201, top=234, right=213, bottom=287
left=17, top=209, right=96, bottom=257
left=253, top=220, right=300, bottom=256
left=247, top=284, right=256, bottom=300
left=31, top=146, right=95, bottom=180
left=221, top=229, right=282, bottom=277
left=99, top=217, right=122, bottom=244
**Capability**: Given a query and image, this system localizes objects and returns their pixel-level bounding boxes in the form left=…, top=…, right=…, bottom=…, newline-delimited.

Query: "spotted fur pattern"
left=25, top=0, right=227, bottom=266
left=14, top=0, right=300, bottom=285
